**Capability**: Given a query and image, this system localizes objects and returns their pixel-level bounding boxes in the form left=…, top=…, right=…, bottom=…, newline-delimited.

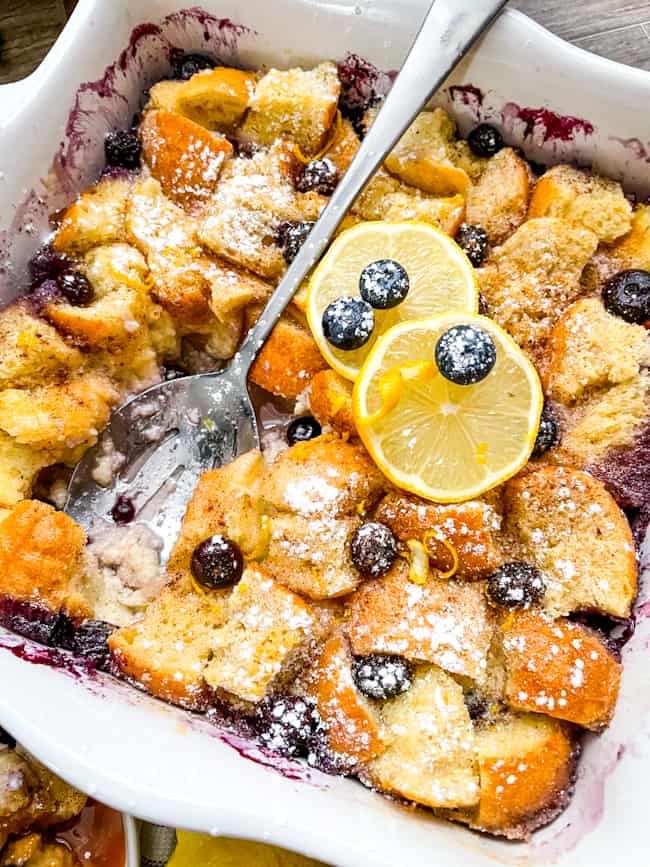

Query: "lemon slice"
left=353, top=313, right=543, bottom=502
left=307, top=221, right=478, bottom=380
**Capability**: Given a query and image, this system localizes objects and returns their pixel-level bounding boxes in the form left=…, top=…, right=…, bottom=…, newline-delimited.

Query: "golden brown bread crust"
left=361, top=665, right=479, bottom=809
left=324, top=118, right=360, bottom=177
left=346, top=561, right=494, bottom=681
left=503, top=465, right=637, bottom=618
left=373, top=491, right=502, bottom=579
left=307, top=369, right=356, bottom=437
left=448, top=712, right=578, bottom=840
left=52, top=177, right=131, bottom=254
left=141, top=110, right=233, bottom=211
left=502, top=610, right=621, bottom=730
left=0, top=500, right=89, bottom=620
left=465, top=148, right=531, bottom=244
left=147, top=67, right=254, bottom=131
left=309, top=633, right=388, bottom=765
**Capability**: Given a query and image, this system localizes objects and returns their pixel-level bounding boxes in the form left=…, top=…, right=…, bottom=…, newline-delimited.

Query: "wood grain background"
left=1, top=0, right=650, bottom=84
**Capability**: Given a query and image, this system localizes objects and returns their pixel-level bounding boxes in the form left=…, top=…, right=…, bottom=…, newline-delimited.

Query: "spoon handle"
left=233, top=0, right=508, bottom=376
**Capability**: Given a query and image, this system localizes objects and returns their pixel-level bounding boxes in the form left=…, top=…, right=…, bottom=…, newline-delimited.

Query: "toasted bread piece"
left=562, top=374, right=650, bottom=463
left=199, top=143, right=325, bottom=279
left=307, top=369, right=356, bottom=436
left=148, top=68, right=254, bottom=131
left=529, top=165, right=632, bottom=243
left=262, top=436, right=386, bottom=519
left=247, top=309, right=328, bottom=400
left=109, top=582, right=225, bottom=710
left=503, top=465, right=637, bottom=618
left=361, top=665, right=479, bottom=809
left=0, top=373, right=118, bottom=459
left=384, top=109, right=475, bottom=196
left=352, top=170, right=466, bottom=236
left=465, top=148, right=531, bottom=244
left=543, top=297, right=650, bottom=403
left=0, top=433, right=50, bottom=508
left=264, top=512, right=361, bottom=599
left=603, top=203, right=650, bottom=274
left=0, top=303, right=83, bottom=390
left=241, top=63, right=340, bottom=156
left=478, top=217, right=598, bottom=348
left=374, top=491, right=502, bottom=579
left=0, top=500, right=89, bottom=620
left=309, top=633, right=389, bottom=765
left=52, top=177, right=131, bottom=254
left=449, top=712, right=577, bottom=840
left=324, top=117, right=360, bottom=177
left=503, top=610, right=621, bottom=730
left=167, top=450, right=266, bottom=579
left=141, top=110, right=233, bottom=210
left=347, top=561, right=494, bottom=681
left=203, top=565, right=323, bottom=703
left=207, top=259, right=271, bottom=322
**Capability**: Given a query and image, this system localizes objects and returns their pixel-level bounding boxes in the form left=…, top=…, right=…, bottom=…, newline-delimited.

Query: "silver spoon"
left=66, top=0, right=508, bottom=562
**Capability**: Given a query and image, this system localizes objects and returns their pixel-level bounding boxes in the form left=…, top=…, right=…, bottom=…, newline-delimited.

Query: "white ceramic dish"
left=0, top=2, right=649, bottom=865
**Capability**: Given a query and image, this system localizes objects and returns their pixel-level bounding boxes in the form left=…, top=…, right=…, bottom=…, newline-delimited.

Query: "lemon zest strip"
left=423, top=531, right=459, bottom=579
left=401, top=539, right=430, bottom=585
left=292, top=110, right=342, bottom=164
left=357, top=361, right=436, bottom=425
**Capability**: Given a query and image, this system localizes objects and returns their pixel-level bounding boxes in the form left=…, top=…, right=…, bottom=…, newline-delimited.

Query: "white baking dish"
left=0, top=2, right=649, bottom=865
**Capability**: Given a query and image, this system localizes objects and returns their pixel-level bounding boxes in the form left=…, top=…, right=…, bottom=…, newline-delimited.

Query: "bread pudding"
left=0, top=51, right=647, bottom=844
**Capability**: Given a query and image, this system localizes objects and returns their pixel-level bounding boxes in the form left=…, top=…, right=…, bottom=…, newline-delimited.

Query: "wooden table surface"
left=1, top=0, right=650, bottom=84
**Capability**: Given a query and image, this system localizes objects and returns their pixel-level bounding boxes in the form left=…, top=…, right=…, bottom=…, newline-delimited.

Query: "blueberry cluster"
left=29, top=245, right=94, bottom=308
left=351, top=654, right=413, bottom=701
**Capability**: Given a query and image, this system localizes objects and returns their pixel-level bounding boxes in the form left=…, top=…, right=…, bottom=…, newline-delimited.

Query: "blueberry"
left=256, top=695, right=321, bottom=758
left=296, top=158, right=338, bottom=195
left=486, top=561, right=546, bottom=608
left=276, top=220, right=314, bottom=264
left=467, top=123, right=504, bottom=158
left=359, top=259, right=410, bottom=310
left=111, top=495, right=135, bottom=525
left=456, top=224, right=489, bottom=267
left=350, top=521, right=398, bottom=578
left=351, top=654, right=413, bottom=700
left=57, top=270, right=94, bottom=306
left=73, top=619, right=115, bottom=669
left=602, top=269, right=650, bottom=324
left=191, top=534, right=244, bottom=589
left=287, top=416, right=322, bottom=445
left=532, top=405, right=560, bottom=458
left=322, top=297, right=374, bottom=351
left=104, top=130, right=142, bottom=170
left=435, top=324, right=497, bottom=385
left=29, top=245, right=70, bottom=286
left=463, top=689, right=490, bottom=723
left=29, top=278, right=62, bottom=313
left=171, top=52, right=216, bottom=81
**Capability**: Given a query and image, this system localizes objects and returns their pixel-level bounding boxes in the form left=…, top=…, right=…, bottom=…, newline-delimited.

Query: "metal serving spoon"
left=66, top=0, right=508, bottom=562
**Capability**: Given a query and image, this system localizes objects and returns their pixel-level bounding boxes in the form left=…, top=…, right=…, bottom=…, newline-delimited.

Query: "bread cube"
left=450, top=712, right=577, bottom=840
left=0, top=433, right=50, bottom=507
left=528, top=164, right=632, bottom=243
left=361, top=665, right=479, bottom=809
left=141, top=110, right=233, bottom=211
left=374, top=491, right=502, bottom=579
left=53, top=177, right=131, bottom=254
left=307, top=369, right=356, bottom=437
left=502, top=610, right=621, bottom=731
left=466, top=148, right=531, bottom=244
left=309, top=633, right=389, bottom=765
left=324, top=117, right=360, bottom=177
left=241, top=62, right=340, bottom=156
left=0, top=500, right=89, bottom=620
left=503, top=465, right=637, bottom=618
left=264, top=513, right=361, bottom=599
left=347, top=562, right=494, bottom=681
left=262, top=436, right=386, bottom=519
left=0, top=373, right=119, bottom=459
left=109, top=582, right=226, bottom=710
left=167, top=450, right=266, bottom=580
left=247, top=309, right=329, bottom=400
left=148, top=67, right=254, bottom=131
left=203, top=566, right=322, bottom=703
left=543, top=297, right=650, bottom=403
left=384, top=109, right=475, bottom=196
left=605, top=203, right=650, bottom=272
left=478, top=217, right=598, bottom=348
left=207, top=259, right=271, bottom=322
left=0, top=303, right=83, bottom=390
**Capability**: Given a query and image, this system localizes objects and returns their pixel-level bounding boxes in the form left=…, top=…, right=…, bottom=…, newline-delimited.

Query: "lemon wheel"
left=353, top=313, right=543, bottom=502
left=307, top=221, right=478, bottom=380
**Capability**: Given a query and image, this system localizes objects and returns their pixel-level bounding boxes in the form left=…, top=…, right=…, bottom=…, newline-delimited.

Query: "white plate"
left=0, top=2, right=649, bottom=865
